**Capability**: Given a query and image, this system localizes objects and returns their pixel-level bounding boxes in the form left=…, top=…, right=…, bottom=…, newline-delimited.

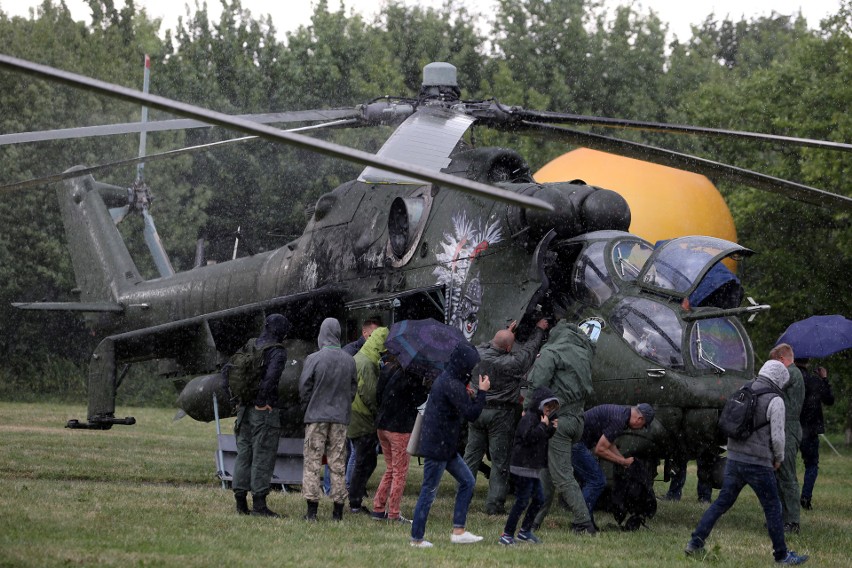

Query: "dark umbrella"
left=775, top=315, right=852, bottom=358
left=385, top=318, right=468, bottom=382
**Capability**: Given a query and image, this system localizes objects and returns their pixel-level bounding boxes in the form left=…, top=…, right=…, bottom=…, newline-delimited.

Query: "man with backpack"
left=684, top=360, right=809, bottom=565
left=229, top=313, right=291, bottom=518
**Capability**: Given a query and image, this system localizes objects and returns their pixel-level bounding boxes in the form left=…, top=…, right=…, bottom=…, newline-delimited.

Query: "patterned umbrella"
left=775, top=315, right=852, bottom=359
left=385, top=318, right=467, bottom=381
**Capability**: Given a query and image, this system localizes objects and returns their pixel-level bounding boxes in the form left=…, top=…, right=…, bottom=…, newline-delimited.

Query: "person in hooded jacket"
left=525, top=320, right=597, bottom=534
left=498, top=386, right=559, bottom=546
left=299, top=318, right=358, bottom=522
left=685, top=360, right=809, bottom=565
left=231, top=314, right=291, bottom=518
left=371, top=353, right=429, bottom=523
left=347, top=326, right=390, bottom=514
left=410, top=342, right=491, bottom=548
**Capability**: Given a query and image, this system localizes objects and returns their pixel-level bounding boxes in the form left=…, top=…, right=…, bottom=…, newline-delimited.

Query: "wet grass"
left=1, top=402, right=850, bottom=567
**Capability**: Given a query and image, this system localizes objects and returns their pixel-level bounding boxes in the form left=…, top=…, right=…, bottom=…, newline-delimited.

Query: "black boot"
left=251, top=494, right=281, bottom=518
left=572, top=521, right=598, bottom=536
left=234, top=492, right=250, bottom=515
left=304, top=500, right=319, bottom=522
left=332, top=502, right=344, bottom=522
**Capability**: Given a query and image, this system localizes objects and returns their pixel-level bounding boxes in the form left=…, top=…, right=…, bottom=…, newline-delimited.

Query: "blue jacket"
left=419, top=342, right=485, bottom=461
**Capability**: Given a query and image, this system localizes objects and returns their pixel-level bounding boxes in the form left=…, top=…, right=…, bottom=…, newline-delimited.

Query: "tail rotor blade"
left=142, top=207, right=175, bottom=278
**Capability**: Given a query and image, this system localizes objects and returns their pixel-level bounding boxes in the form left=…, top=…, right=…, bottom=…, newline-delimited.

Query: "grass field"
left=1, top=402, right=850, bottom=567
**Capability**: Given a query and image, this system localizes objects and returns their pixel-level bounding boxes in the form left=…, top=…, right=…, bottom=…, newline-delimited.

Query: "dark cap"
left=636, top=403, right=655, bottom=426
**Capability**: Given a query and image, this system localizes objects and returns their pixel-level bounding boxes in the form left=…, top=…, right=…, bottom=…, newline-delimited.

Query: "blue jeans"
left=345, top=438, right=356, bottom=489
left=688, top=459, right=787, bottom=561
left=572, top=443, right=606, bottom=519
left=800, top=432, right=820, bottom=501
left=503, top=474, right=544, bottom=536
left=411, top=454, right=475, bottom=541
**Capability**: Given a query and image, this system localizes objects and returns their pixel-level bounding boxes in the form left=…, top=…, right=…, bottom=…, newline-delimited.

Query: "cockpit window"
left=637, top=236, right=752, bottom=298
left=611, top=297, right=684, bottom=368
left=689, top=318, right=748, bottom=373
left=573, top=241, right=617, bottom=307
left=612, top=240, right=653, bottom=281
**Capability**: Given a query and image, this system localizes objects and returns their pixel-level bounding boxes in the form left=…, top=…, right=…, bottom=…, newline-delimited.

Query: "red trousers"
left=373, top=429, right=412, bottom=519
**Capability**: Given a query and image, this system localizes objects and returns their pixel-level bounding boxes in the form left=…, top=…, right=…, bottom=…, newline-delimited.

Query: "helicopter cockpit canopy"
left=570, top=231, right=654, bottom=307
left=636, top=236, right=753, bottom=300
left=561, top=232, right=752, bottom=373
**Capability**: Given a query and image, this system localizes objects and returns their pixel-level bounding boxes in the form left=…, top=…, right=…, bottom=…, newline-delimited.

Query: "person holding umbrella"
left=410, top=342, right=491, bottom=548
left=796, top=360, right=835, bottom=511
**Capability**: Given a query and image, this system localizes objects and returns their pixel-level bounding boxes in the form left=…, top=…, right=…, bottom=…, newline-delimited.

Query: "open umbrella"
left=385, top=318, right=467, bottom=381
left=775, top=315, right=852, bottom=359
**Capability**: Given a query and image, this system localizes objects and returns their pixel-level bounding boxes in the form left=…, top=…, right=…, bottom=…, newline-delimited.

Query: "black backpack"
left=718, top=380, right=777, bottom=441
left=225, top=338, right=283, bottom=405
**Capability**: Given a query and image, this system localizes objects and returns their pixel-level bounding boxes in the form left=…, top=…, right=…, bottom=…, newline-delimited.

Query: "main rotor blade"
left=517, top=121, right=852, bottom=211
left=513, top=109, right=852, bottom=153
left=0, top=119, right=360, bottom=194
left=0, top=55, right=552, bottom=211
left=0, top=109, right=361, bottom=146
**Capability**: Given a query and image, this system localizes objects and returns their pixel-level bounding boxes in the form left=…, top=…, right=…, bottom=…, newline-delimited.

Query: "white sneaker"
left=410, top=540, right=433, bottom=548
left=450, top=531, right=483, bottom=544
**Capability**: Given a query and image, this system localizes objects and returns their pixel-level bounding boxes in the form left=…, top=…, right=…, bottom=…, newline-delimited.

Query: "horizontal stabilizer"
left=11, top=301, right=125, bottom=313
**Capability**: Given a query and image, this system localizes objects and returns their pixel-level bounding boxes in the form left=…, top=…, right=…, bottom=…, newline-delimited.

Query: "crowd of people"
left=227, top=314, right=834, bottom=564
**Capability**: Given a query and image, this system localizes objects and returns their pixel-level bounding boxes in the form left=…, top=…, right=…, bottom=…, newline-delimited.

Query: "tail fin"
left=57, top=169, right=143, bottom=304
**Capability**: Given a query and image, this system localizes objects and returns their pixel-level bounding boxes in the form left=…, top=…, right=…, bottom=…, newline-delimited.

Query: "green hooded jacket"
left=348, top=327, right=389, bottom=438
left=526, top=321, right=595, bottom=412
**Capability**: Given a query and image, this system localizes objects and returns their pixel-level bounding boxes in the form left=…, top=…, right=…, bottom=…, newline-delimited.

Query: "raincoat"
left=299, top=318, right=358, bottom=425
left=347, top=327, right=390, bottom=439
left=509, top=386, right=558, bottom=477
left=419, top=342, right=485, bottom=462
left=526, top=321, right=595, bottom=411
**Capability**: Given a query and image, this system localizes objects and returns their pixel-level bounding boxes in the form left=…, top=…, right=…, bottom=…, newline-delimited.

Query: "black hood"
left=529, top=386, right=558, bottom=414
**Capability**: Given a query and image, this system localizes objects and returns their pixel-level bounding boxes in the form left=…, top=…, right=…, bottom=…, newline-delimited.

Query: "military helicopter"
left=2, top=55, right=850, bottom=477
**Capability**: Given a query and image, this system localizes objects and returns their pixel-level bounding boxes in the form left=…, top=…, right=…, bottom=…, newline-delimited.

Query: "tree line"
left=0, top=0, right=849, bottom=431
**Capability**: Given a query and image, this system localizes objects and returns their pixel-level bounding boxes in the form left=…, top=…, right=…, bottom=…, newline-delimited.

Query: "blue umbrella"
left=385, top=318, right=467, bottom=381
left=775, top=315, right=852, bottom=358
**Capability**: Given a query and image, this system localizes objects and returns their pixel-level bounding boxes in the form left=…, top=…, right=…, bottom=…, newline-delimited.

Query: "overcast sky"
left=3, top=0, right=844, bottom=42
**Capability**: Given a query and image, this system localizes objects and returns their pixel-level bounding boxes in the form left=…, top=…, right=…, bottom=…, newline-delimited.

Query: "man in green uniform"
left=770, top=343, right=805, bottom=534
left=526, top=320, right=597, bottom=534
left=231, top=314, right=291, bottom=518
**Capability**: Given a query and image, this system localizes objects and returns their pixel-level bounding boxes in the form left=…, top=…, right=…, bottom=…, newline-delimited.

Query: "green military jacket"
left=783, top=363, right=805, bottom=442
left=526, top=321, right=595, bottom=413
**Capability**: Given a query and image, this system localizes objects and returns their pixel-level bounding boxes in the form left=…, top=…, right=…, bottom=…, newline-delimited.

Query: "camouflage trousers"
left=303, top=422, right=348, bottom=503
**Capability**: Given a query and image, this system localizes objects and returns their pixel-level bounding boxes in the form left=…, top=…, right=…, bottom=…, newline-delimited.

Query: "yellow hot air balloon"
left=536, top=148, right=737, bottom=246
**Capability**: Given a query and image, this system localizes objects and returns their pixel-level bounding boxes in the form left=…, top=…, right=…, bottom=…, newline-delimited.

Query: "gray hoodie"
left=727, top=360, right=789, bottom=467
left=299, top=318, right=358, bottom=425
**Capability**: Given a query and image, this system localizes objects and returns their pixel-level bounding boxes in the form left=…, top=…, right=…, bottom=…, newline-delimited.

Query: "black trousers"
left=348, top=432, right=378, bottom=508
